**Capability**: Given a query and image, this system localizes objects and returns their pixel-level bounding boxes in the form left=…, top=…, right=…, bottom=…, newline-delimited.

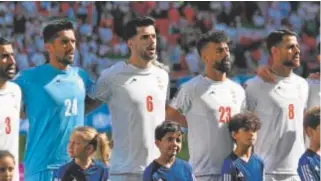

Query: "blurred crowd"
left=0, top=1, right=319, bottom=85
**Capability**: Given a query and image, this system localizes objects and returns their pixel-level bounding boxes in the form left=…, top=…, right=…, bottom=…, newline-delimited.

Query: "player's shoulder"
left=99, top=61, right=127, bottom=80
left=178, top=75, right=202, bottom=92
left=15, top=65, right=45, bottom=79
left=291, top=73, right=308, bottom=86
left=221, top=153, right=237, bottom=171
left=252, top=153, right=264, bottom=165
left=7, top=81, right=22, bottom=93
left=226, top=78, right=245, bottom=92
left=151, top=60, right=170, bottom=73
left=306, top=78, right=320, bottom=86
left=298, top=151, right=313, bottom=166
left=244, top=76, right=264, bottom=87
left=175, top=158, right=192, bottom=169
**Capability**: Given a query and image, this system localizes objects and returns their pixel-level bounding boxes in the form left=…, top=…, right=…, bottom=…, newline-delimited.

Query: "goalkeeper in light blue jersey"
left=13, top=19, right=100, bottom=181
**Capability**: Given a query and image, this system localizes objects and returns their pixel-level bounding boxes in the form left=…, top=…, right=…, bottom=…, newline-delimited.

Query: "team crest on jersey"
left=231, top=90, right=238, bottom=104
left=156, top=76, right=165, bottom=90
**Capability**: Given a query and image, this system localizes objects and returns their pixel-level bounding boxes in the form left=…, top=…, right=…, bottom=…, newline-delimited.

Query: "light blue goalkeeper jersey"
left=14, top=63, right=94, bottom=176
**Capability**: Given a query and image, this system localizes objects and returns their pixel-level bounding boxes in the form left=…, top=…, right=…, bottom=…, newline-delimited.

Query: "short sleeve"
left=78, top=68, right=95, bottom=96
left=169, top=84, right=193, bottom=115
left=91, top=69, right=113, bottom=102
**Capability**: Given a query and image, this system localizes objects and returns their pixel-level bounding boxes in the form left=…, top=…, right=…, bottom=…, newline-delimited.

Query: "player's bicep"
left=92, top=72, right=112, bottom=102
left=244, top=84, right=257, bottom=112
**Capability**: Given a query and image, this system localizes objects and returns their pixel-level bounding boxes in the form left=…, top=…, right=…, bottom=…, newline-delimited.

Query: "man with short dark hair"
left=245, top=29, right=309, bottom=181
left=92, top=16, right=169, bottom=181
left=14, top=19, right=95, bottom=181
left=166, top=30, right=246, bottom=181
left=0, top=37, right=21, bottom=181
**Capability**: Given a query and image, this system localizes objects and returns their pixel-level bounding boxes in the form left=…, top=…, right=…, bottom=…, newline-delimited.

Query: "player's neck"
left=128, top=56, right=152, bottom=69
left=234, top=145, right=253, bottom=162
left=0, top=79, right=7, bottom=89
left=270, top=64, right=292, bottom=77
left=205, top=67, right=227, bottom=81
left=49, top=59, right=69, bottom=70
left=309, top=144, right=320, bottom=155
left=75, top=157, right=92, bottom=170
left=156, top=155, right=176, bottom=168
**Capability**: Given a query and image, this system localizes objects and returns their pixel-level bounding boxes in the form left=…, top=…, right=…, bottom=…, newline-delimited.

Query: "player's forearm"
left=165, top=105, right=188, bottom=127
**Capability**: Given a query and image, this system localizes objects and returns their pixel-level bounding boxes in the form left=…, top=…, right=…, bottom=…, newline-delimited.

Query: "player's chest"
left=194, top=86, right=242, bottom=112
left=0, top=93, right=20, bottom=113
left=0, top=94, right=20, bottom=135
left=267, top=81, right=305, bottom=108
left=41, top=74, right=86, bottom=103
left=113, top=75, right=167, bottom=103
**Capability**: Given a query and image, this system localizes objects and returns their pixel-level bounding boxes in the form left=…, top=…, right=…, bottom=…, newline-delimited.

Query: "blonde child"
left=53, top=126, right=111, bottom=181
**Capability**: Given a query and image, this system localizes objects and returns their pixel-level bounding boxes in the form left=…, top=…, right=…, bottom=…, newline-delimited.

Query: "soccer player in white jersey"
left=0, top=37, right=22, bottom=181
left=166, top=30, right=246, bottom=181
left=92, top=16, right=169, bottom=181
left=244, top=29, right=309, bottom=181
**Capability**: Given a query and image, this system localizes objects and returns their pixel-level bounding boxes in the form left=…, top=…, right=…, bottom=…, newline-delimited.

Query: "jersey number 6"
left=146, top=96, right=154, bottom=112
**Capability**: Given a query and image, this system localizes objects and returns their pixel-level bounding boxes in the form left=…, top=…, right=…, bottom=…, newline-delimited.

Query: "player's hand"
left=256, top=65, right=276, bottom=83
left=308, top=72, right=320, bottom=80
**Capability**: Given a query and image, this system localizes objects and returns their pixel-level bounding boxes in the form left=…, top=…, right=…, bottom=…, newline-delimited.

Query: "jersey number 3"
left=65, top=98, right=78, bottom=116
left=146, top=96, right=154, bottom=112
left=5, top=117, right=11, bottom=134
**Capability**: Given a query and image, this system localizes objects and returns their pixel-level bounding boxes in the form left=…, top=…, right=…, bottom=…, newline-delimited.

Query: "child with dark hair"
left=297, top=106, right=320, bottom=181
left=143, top=121, right=195, bottom=181
left=220, top=112, right=264, bottom=181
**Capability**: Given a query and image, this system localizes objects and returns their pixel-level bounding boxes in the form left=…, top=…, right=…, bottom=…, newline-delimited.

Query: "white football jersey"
left=169, top=75, right=246, bottom=176
left=306, top=78, right=320, bottom=109
left=0, top=82, right=21, bottom=181
left=93, top=61, right=169, bottom=174
left=245, top=73, right=309, bottom=175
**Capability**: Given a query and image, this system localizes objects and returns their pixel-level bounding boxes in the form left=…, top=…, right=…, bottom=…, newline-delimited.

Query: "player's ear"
left=155, top=140, right=161, bottom=148
left=271, top=46, right=278, bottom=56
left=44, top=43, right=52, bottom=52
left=127, top=39, right=133, bottom=49
left=231, top=131, right=237, bottom=140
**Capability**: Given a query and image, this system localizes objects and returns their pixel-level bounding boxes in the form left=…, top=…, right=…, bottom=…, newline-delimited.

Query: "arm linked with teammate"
left=165, top=105, right=188, bottom=128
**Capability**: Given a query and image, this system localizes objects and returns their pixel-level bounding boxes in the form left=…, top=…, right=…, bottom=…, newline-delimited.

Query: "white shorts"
left=110, top=173, right=142, bottom=181
left=196, top=174, right=221, bottom=181
left=265, top=174, right=300, bottom=181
